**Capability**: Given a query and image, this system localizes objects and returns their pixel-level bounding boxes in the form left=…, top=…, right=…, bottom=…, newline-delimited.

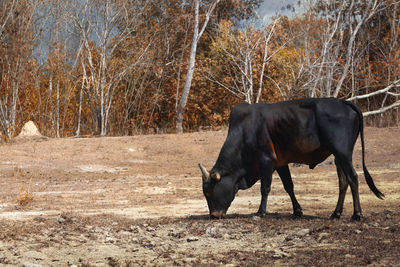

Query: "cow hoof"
left=254, top=212, right=267, bottom=218
left=293, top=209, right=303, bottom=217
left=351, top=213, right=362, bottom=221
left=330, top=212, right=341, bottom=220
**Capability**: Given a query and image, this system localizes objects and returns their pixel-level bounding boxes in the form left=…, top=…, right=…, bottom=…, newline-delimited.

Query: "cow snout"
left=210, top=210, right=226, bottom=219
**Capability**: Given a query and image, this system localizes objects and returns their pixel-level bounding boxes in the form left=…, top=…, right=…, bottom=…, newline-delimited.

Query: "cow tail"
left=346, top=100, right=385, bottom=199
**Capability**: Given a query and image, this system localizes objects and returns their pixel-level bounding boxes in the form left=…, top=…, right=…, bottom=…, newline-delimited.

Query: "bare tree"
left=175, top=0, right=221, bottom=133
left=332, top=0, right=380, bottom=97
left=280, top=1, right=398, bottom=100
left=65, top=0, right=150, bottom=135
left=0, top=0, right=39, bottom=138
left=206, top=18, right=280, bottom=104
left=288, top=0, right=400, bottom=123
left=307, top=0, right=346, bottom=97
left=0, top=0, right=16, bottom=43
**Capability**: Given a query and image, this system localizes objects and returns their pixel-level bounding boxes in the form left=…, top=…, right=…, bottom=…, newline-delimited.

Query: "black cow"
left=199, top=98, right=384, bottom=220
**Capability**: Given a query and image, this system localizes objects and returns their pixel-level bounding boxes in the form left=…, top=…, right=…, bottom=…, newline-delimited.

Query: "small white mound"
left=17, top=121, right=42, bottom=138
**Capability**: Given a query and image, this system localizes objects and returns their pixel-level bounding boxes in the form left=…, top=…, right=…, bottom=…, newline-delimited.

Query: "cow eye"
left=204, top=182, right=216, bottom=196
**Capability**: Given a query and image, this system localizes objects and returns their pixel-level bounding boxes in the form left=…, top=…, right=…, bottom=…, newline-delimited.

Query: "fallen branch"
left=346, top=80, right=400, bottom=116
left=362, top=101, right=400, bottom=117
left=347, top=79, right=400, bottom=101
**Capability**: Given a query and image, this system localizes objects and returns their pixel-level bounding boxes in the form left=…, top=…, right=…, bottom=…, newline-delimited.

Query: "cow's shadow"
left=186, top=212, right=325, bottom=221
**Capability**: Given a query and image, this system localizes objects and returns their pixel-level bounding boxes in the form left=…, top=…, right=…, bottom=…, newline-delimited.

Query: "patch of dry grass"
left=16, top=178, right=33, bottom=206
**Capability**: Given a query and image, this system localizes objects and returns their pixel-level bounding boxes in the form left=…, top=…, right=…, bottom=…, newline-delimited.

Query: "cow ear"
left=198, top=163, right=210, bottom=182
left=210, top=172, right=221, bottom=182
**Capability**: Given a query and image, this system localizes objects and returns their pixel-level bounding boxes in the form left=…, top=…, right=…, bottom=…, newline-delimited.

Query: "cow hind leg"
left=334, top=155, right=362, bottom=221
left=277, top=165, right=302, bottom=217
left=317, top=118, right=361, bottom=220
left=330, top=159, right=349, bottom=220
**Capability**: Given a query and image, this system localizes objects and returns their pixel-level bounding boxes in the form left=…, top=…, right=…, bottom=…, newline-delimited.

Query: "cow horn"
left=198, top=163, right=210, bottom=182
left=210, top=172, right=221, bottom=181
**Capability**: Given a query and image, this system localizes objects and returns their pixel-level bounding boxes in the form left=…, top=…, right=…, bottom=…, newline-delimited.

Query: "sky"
left=258, top=0, right=305, bottom=24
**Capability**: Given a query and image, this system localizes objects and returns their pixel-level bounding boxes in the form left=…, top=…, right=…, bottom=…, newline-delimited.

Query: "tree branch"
left=362, top=101, right=400, bottom=116
left=347, top=79, right=400, bottom=101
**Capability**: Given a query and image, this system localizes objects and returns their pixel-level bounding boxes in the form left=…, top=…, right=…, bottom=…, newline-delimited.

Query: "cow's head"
left=198, top=163, right=241, bottom=219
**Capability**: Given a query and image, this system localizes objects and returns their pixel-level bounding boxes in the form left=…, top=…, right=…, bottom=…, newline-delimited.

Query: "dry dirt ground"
left=0, top=127, right=399, bottom=266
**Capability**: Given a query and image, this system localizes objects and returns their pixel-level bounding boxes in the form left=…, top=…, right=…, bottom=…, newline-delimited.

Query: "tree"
left=206, top=18, right=280, bottom=104
left=175, top=0, right=221, bottom=133
left=66, top=0, right=150, bottom=135
left=269, top=0, right=399, bottom=122
left=308, top=0, right=400, bottom=121
left=0, top=0, right=39, bottom=138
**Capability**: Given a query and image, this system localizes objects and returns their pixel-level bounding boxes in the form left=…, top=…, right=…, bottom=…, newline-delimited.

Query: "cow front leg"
left=255, top=156, right=273, bottom=217
left=330, top=159, right=348, bottom=220
left=277, top=165, right=302, bottom=217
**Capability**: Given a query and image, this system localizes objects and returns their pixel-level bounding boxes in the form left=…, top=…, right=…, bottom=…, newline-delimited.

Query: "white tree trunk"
left=175, top=0, right=220, bottom=133
left=333, top=0, right=378, bottom=97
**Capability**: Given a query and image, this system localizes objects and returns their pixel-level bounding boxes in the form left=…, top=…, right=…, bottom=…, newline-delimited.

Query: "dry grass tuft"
left=16, top=178, right=34, bottom=206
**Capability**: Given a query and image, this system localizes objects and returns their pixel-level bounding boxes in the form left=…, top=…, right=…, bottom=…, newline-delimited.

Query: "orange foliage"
left=1, top=0, right=399, bottom=137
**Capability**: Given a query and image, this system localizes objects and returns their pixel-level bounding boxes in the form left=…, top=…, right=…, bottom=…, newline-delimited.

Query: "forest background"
left=0, top=0, right=399, bottom=138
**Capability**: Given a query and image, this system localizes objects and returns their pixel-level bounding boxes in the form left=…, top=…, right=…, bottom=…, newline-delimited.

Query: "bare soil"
left=0, top=127, right=399, bottom=266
